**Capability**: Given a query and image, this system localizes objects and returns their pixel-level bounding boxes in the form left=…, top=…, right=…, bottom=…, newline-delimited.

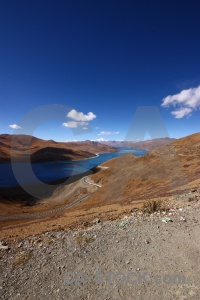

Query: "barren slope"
left=79, top=132, right=200, bottom=209
left=0, top=193, right=200, bottom=300
left=0, top=134, right=117, bottom=163
left=101, top=137, right=175, bottom=151
left=0, top=133, right=199, bottom=231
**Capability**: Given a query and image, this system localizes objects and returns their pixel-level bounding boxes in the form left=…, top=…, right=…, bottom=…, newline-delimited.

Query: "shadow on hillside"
left=0, top=166, right=99, bottom=206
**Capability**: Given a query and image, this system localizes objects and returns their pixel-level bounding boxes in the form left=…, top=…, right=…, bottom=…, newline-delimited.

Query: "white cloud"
left=62, top=121, right=88, bottom=128
left=171, top=107, right=193, bottom=119
left=9, top=124, right=21, bottom=129
left=98, top=131, right=119, bottom=136
left=67, top=109, right=96, bottom=121
left=63, top=109, right=96, bottom=129
left=162, top=85, right=200, bottom=118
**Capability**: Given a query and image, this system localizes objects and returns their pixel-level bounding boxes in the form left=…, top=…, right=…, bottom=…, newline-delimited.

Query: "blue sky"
left=0, top=0, right=200, bottom=141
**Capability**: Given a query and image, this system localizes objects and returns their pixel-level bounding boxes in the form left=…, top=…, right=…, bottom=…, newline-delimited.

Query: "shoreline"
left=0, top=148, right=143, bottom=190
left=0, top=151, right=109, bottom=164
left=0, top=154, right=100, bottom=164
left=0, top=151, right=121, bottom=189
left=72, top=152, right=100, bottom=161
left=0, top=149, right=143, bottom=202
left=0, top=165, right=100, bottom=204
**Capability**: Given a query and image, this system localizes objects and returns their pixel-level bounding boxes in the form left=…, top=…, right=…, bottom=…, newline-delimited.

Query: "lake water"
left=0, top=148, right=147, bottom=187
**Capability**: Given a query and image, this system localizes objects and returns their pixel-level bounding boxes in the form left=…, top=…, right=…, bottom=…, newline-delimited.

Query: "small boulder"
left=93, top=218, right=101, bottom=225
left=0, top=242, right=9, bottom=250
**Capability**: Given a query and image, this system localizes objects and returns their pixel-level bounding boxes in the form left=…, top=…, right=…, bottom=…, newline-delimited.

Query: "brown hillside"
left=0, top=132, right=199, bottom=232
left=78, top=132, right=200, bottom=209
left=101, top=137, right=175, bottom=151
left=0, top=134, right=117, bottom=163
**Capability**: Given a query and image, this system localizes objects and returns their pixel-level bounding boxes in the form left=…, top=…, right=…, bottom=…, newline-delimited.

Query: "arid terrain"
left=0, top=132, right=199, bottom=235
left=0, top=190, right=199, bottom=300
left=0, top=134, right=117, bottom=163
left=101, top=137, right=175, bottom=151
left=86, top=132, right=200, bottom=206
left=0, top=132, right=200, bottom=299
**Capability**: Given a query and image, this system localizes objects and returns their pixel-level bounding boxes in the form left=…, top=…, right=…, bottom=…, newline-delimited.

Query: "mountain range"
left=0, top=134, right=117, bottom=163
left=71, top=132, right=200, bottom=211
left=99, top=137, right=176, bottom=151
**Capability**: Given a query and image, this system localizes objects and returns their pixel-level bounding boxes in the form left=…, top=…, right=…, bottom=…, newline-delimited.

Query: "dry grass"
left=74, top=234, right=95, bottom=244
left=142, top=199, right=168, bottom=214
left=13, top=252, right=33, bottom=266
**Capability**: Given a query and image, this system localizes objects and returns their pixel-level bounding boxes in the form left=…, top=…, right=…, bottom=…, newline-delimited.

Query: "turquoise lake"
left=0, top=148, right=147, bottom=187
